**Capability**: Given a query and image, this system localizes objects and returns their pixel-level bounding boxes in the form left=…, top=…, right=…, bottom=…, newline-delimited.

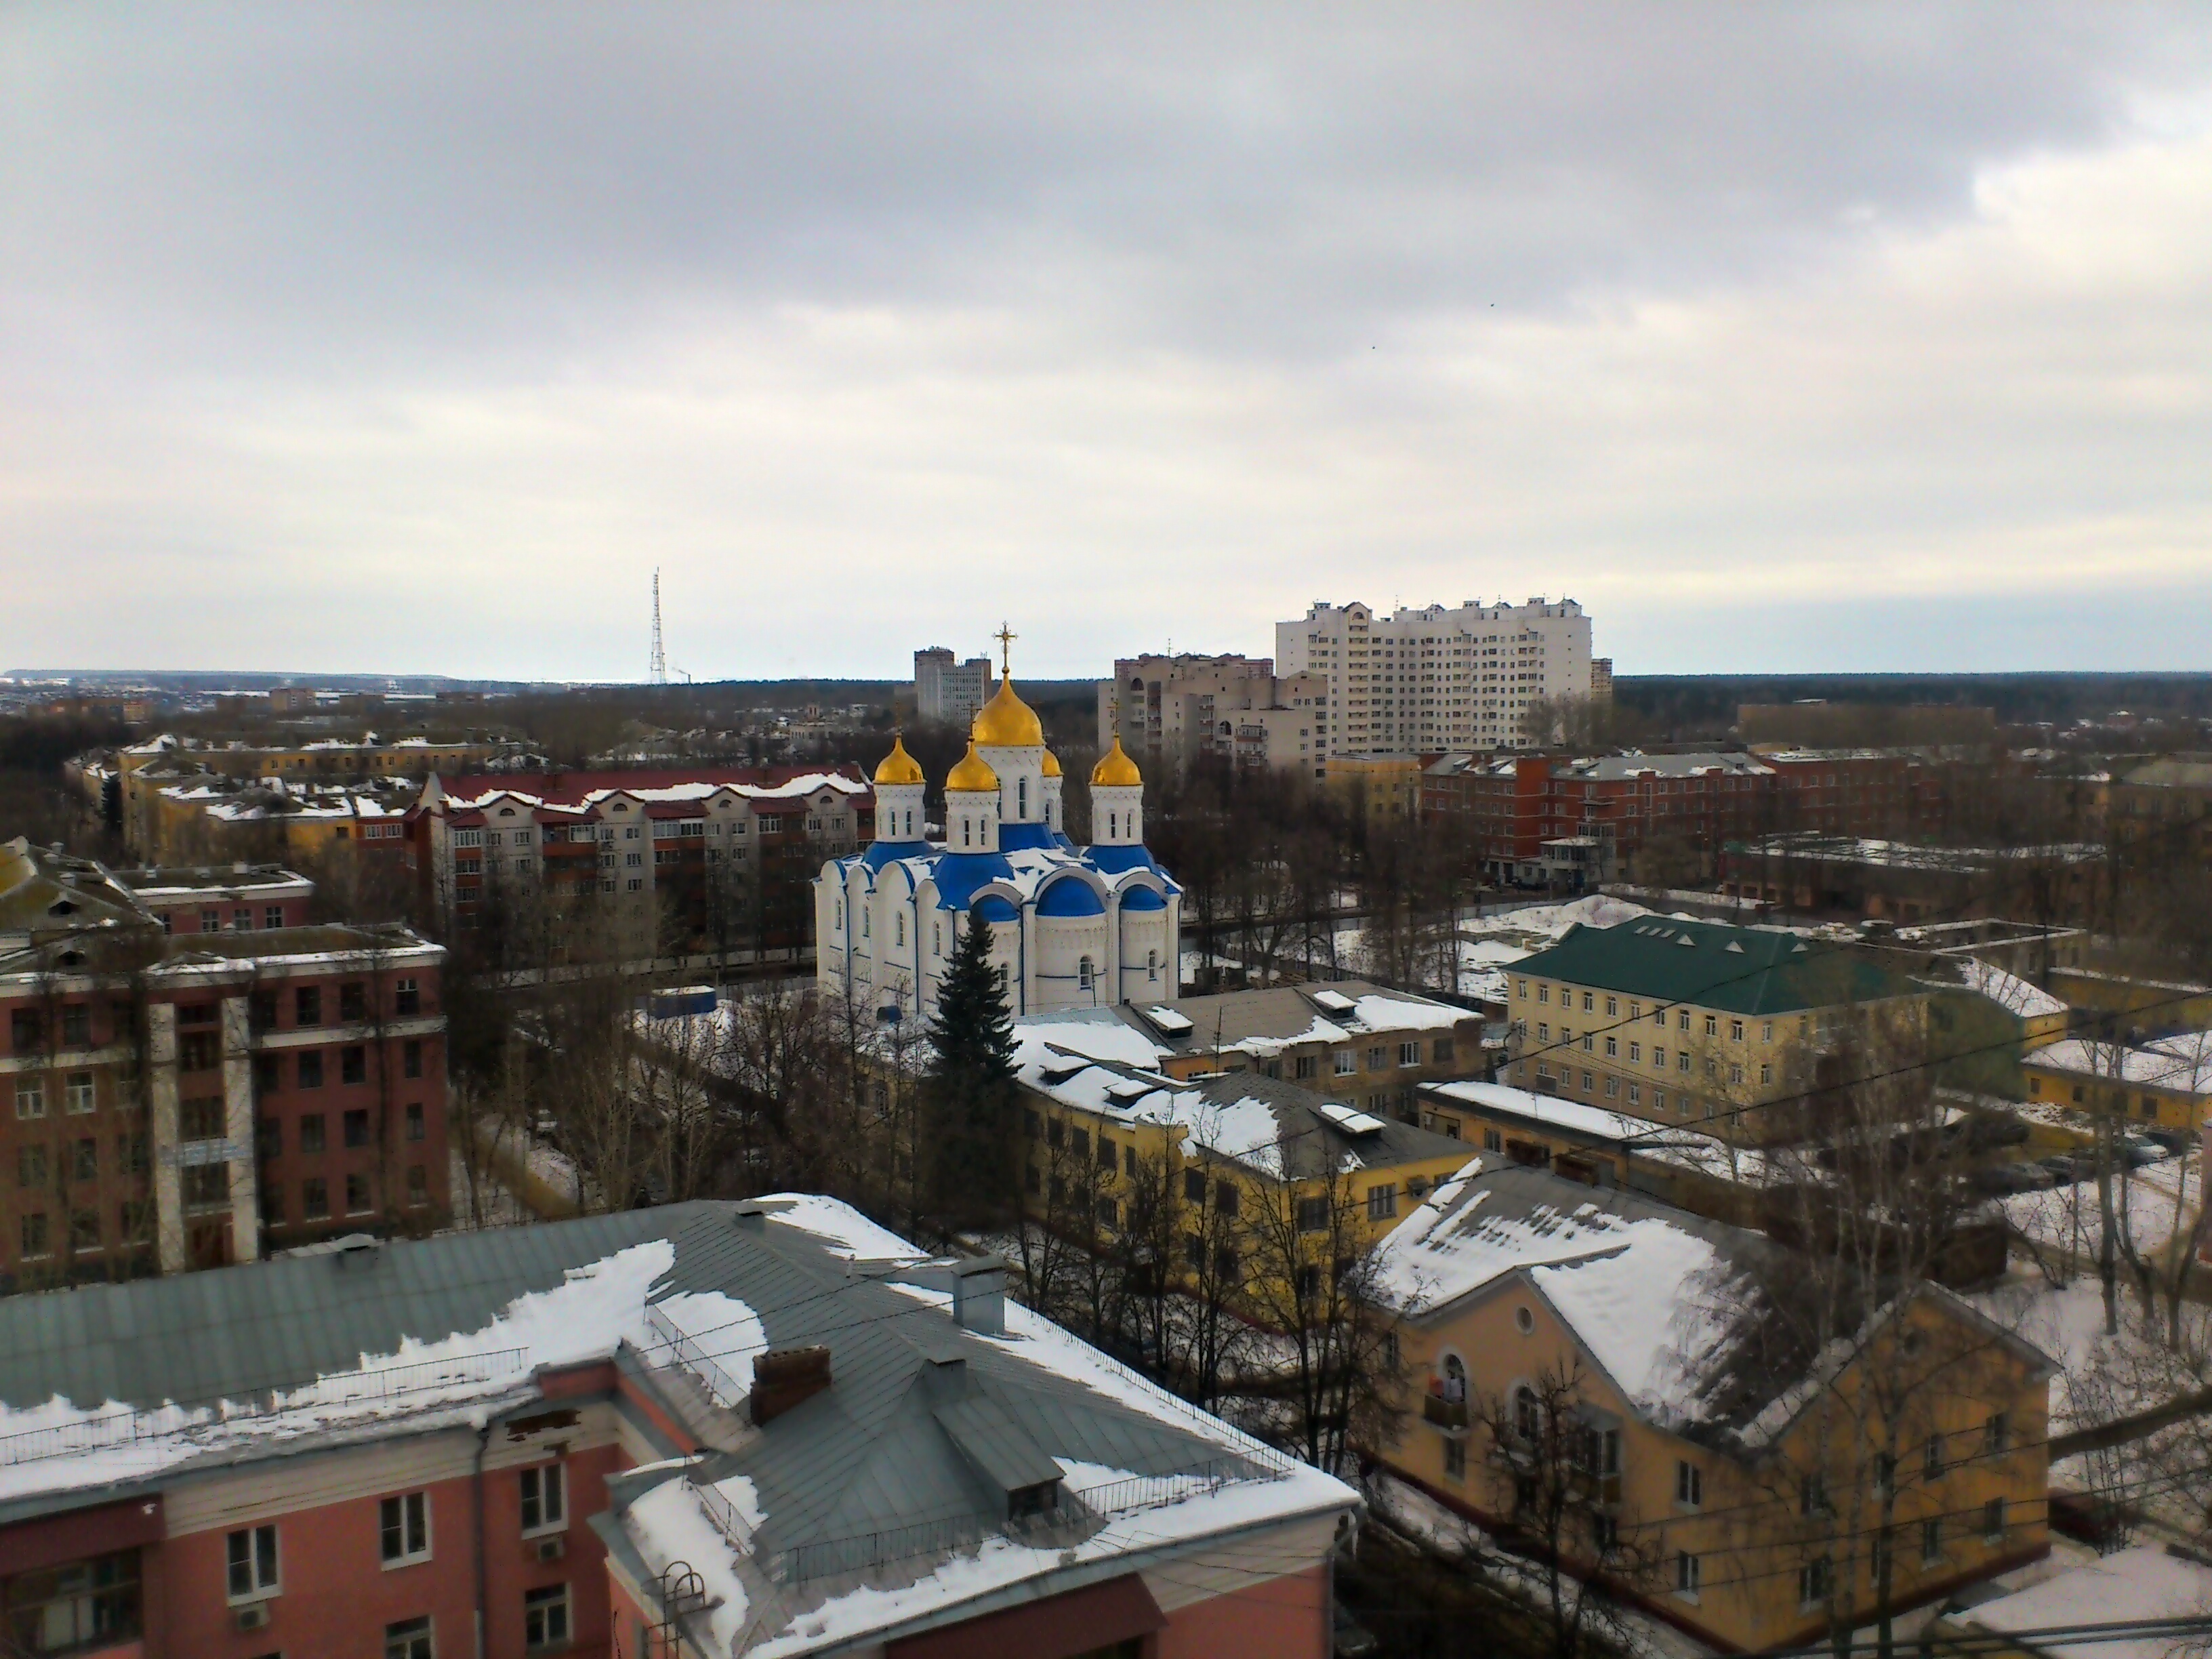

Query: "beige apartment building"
left=1099, top=653, right=1330, bottom=776
left=1275, top=596, right=1598, bottom=756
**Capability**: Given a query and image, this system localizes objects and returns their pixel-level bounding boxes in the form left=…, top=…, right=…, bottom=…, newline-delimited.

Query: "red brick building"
left=0, top=839, right=448, bottom=1287
left=112, top=866, right=314, bottom=935
left=1423, top=749, right=1961, bottom=888
left=412, top=767, right=872, bottom=962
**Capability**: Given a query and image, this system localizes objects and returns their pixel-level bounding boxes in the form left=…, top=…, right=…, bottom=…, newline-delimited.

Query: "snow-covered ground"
left=442, top=1144, right=532, bottom=1231
left=1998, top=1149, right=2200, bottom=1266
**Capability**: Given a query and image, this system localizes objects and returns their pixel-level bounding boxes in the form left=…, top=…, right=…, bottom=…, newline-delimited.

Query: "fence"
left=643, top=1305, right=752, bottom=1412
left=0, top=1347, right=529, bottom=1471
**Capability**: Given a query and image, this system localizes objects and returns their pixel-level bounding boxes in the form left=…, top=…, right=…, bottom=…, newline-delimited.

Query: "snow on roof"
left=768, top=1193, right=932, bottom=1264
left=2030, top=1035, right=2212, bottom=1094
left=1012, top=1010, right=1174, bottom=1073
left=1367, top=1165, right=1742, bottom=1425
left=1318, top=1103, right=1388, bottom=1135
left=1958, top=1545, right=2212, bottom=1659
left=1420, top=1080, right=1767, bottom=1183
left=1959, top=958, right=2070, bottom=1021
left=0, top=1238, right=675, bottom=1503
left=1347, top=993, right=1467, bottom=1031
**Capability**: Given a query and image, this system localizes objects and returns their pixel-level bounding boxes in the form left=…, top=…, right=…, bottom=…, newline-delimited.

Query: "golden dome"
left=873, top=735, right=925, bottom=786
left=971, top=678, right=1044, bottom=748
left=1090, top=735, right=1143, bottom=788
left=1040, top=749, right=1062, bottom=779
left=945, top=740, right=1001, bottom=794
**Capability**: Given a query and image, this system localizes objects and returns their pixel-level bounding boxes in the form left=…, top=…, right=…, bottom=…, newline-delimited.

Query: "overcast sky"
left=5, top=4, right=2211, bottom=682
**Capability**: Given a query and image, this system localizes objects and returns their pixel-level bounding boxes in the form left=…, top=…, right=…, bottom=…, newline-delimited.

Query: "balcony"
left=1422, top=1394, right=1469, bottom=1431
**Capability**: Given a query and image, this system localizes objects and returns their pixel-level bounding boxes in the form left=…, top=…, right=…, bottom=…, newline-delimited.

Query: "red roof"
left=428, top=764, right=868, bottom=808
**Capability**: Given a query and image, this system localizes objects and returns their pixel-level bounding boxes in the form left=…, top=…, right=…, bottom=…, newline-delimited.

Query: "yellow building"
left=1009, top=1010, right=1473, bottom=1311
left=1326, top=753, right=1427, bottom=820
left=2021, top=1035, right=2212, bottom=1134
left=1367, top=1163, right=2054, bottom=1653
left=1506, top=918, right=1928, bottom=1144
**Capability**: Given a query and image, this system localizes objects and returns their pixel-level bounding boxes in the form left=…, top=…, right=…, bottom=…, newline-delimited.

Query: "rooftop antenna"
left=649, top=570, right=668, bottom=686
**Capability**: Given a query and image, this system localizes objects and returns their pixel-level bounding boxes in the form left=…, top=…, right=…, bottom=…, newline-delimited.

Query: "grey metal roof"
left=1189, top=1072, right=1469, bottom=1182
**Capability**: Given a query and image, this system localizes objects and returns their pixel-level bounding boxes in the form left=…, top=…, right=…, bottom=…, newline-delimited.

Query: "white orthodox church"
left=817, top=672, right=1181, bottom=1022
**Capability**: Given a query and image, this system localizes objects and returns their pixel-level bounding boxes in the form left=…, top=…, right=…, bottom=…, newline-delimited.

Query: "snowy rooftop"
left=2028, top=1034, right=2212, bottom=1095
left=0, top=1197, right=1352, bottom=1653
left=1367, top=1164, right=1791, bottom=1433
left=1957, top=958, right=2071, bottom=1021
left=1951, top=1545, right=2212, bottom=1659
left=1420, top=1080, right=1769, bottom=1184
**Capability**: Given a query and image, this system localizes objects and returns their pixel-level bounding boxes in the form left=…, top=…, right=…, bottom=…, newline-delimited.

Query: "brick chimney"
left=749, top=1347, right=832, bottom=1426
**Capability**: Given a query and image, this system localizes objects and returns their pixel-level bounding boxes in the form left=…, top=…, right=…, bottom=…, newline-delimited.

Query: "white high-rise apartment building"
left=913, top=647, right=996, bottom=726
left=1275, top=598, right=1595, bottom=756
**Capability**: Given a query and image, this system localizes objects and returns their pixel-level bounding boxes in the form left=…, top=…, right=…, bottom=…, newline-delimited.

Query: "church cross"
left=994, top=622, right=1017, bottom=678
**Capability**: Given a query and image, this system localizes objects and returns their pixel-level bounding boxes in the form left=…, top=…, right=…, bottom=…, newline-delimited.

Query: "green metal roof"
left=1511, top=920, right=1915, bottom=1017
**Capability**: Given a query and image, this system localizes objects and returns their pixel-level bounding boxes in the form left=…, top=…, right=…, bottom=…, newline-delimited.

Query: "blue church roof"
left=1035, top=878, right=1105, bottom=917
left=998, top=822, right=1059, bottom=853
left=859, top=840, right=929, bottom=871
left=929, top=851, right=1015, bottom=912
left=1086, top=844, right=1162, bottom=877
left=1117, top=884, right=1168, bottom=912
left=974, top=895, right=1021, bottom=922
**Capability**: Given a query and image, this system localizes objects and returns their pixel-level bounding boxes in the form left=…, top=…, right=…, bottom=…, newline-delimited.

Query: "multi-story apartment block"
left=1503, top=916, right=1925, bottom=1143
left=113, top=865, right=314, bottom=935
left=0, top=838, right=448, bottom=1287
left=418, top=766, right=872, bottom=960
left=0, top=1197, right=1355, bottom=1659
left=912, top=646, right=996, bottom=726
left=1276, top=596, right=1597, bottom=756
left=1425, top=752, right=1780, bottom=886
left=1098, top=653, right=1330, bottom=776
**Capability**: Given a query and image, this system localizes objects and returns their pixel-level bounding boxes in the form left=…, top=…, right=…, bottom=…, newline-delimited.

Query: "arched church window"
left=1108, top=811, right=1118, bottom=838
left=895, top=914, right=905, bottom=947
left=1078, top=957, right=1094, bottom=991
left=1147, top=948, right=1159, bottom=981
left=962, top=817, right=972, bottom=848
left=1019, top=777, right=1029, bottom=817
left=835, top=900, right=843, bottom=930
left=862, top=909, right=869, bottom=939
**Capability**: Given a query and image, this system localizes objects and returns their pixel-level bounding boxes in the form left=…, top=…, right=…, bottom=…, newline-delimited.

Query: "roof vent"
left=950, top=1255, right=1007, bottom=1336
left=733, top=1202, right=770, bottom=1231
left=1675, top=935, right=1697, bottom=947
left=1725, top=941, right=1745, bottom=954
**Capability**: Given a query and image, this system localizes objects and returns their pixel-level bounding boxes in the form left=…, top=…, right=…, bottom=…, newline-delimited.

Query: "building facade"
left=0, top=838, right=449, bottom=1287
left=819, top=679, right=1181, bottom=1021
left=912, top=646, right=996, bottom=727
left=1097, top=653, right=1330, bottom=777
left=1275, top=597, right=1598, bottom=756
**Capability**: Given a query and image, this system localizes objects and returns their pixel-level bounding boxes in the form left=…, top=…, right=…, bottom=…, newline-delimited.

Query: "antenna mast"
left=649, top=569, right=668, bottom=686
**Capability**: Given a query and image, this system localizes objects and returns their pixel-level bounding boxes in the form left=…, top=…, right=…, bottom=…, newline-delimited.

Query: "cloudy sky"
left=5, top=4, right=2211, bottom=681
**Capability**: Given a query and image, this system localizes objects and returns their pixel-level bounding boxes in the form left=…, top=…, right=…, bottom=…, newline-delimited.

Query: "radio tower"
left=649, top=569, right=668, bottom=685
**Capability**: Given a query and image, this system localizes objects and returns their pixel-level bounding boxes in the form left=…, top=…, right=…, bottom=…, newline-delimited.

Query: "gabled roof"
left=1512, top=919, right=1913, bottom=1015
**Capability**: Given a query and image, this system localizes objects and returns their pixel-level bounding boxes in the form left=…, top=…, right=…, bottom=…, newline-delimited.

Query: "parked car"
left=2039, top=1154, right=2089, bottom=1185
left=1972, top=1162, right=2053, bottom=1195
left=2144, top=1128, right=2190, bottom=1157
left=2118, top=1134, right=2169, bottom=1168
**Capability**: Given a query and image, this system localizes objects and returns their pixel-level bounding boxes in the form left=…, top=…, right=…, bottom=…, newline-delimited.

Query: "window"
left=1513, top=1385, right=1540, bottom=1442
left=3, top=1550, right=142, bottom=1651
left=1296, top=1197, right=1330, bottom=1233
left=266, top=905, right=285, bottom=929
left=1925, top=1431, right=1944, bottom=1476
left=1922, top=1518, right=1944, bottom=1563
left=1443, top=1437, right=1467, bottom=1480
left=1729, top=1019, right=1744, bottom=1042
left=1398, top=1041, right=1420, bottom=1067
left=60, top=1005, right=89, bottom=1046
left=1367, top=1046, right=1386, bottom=1070
left=1294, top=1054, right=1318, bottom=1081
left=344, top=1109, right=369, bottom=1148
left=1368, top=1184, right=1397, bottom=1221
left=1799, top=1557, right=1833, bottom=1606
left=298, top=1050, right=324, bottom=1090
left=404, top=1101, right=426, bottom=1143
left=303, top=1177, right=329, bottom=1220
left=201, top=907, right=221, bottom=932
left=521, top=1463, right=566, bottom=1532
left=70, top=1139, right=96, bottom=1182
left=386, top=1616, right=434, bottom=1659
left=20, top=1212, right=49, bottom=1258
left=1333, top=1049, right=1355, bottom=1076
left=1183, top=1168, right=1205, bottom=1204
left=14, top=1078, right=44, bottom=1120
left=299, top=1113, right=326, bottom=1153
left=182, top=1165, right=230, bottom=1211
left=1676, top=1551, right=1700, bottom=1597
left=64, top=1073, right=94, bottom=1115
left=380, top=1492, right=430, bottom=1564
left=118, top=1133, right=147, bottom=1174
left=1214, top=1181, right=1238, bottom=1216
left=1675, top=1460, right=1702, bottom=1508
left=340, top=982, right=367, bottom=1023
left=9, top=1009, right=43, bottom=1053
left=1677, top=1009, right=1689, bottom=1031
left=17, top=1144, right=45, bottom=1189
left=524, top=1584, right=569, bottom=1651
left=1984, top=1412, right=2008, bottom=1454
left=295, top=985, right=322, bottom=1026
left=346, top=1173, right=373, bottom=1214
left=226, top=1525, right=279, bottom=1601
left=1983, top=1498, right=2005, bottom=1542
left=180, top=1096, right=224, bottom=1141
left=405, top=1165, right=428, bottom=1207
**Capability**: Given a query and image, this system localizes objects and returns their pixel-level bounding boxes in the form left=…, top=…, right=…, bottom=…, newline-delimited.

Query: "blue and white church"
left=817, top=673, right=1181, bottom=1021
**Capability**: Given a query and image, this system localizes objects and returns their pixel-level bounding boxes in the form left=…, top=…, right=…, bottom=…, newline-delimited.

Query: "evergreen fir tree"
left=925, top=910, right=1020, bottom=1224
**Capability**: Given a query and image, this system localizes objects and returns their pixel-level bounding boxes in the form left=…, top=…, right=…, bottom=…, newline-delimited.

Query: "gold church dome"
left=1090, top=736, right=1143, bottom=788
left=1040, top=749, right=1063, bottom=778
left=945, top=741, right=1001, bottom=794
left=873, top=735, right=925, bottom=786
left=971, top=678, right=1045, bottom=748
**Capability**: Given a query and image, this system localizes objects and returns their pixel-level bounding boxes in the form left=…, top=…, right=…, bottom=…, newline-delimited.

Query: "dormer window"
left=1007, top=1480, right=1060, bottom=1521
